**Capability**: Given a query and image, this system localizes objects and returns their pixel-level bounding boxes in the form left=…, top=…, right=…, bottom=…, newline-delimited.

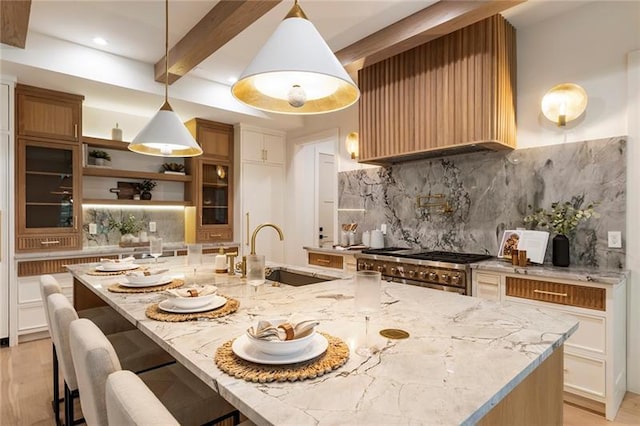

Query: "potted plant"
left=137, top=179, right=157, bottom=200
left=108, top=214, right=142, bottom=243
left=524, top=198, right=598, bottom=267
left=161, top=162, right=185, bottom=175
left=89, top=150, right=111, bottom=166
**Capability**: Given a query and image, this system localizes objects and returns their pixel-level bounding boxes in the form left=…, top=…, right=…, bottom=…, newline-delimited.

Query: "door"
left=242, top=162, right=284, bottom=262
left=317, top=153, right=335, bottom=247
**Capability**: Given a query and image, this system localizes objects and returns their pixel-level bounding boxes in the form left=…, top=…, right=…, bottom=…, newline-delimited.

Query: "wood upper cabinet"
left=359, top=15, right=516, bottom=164
left=16, top=84, right=84, bottom=143
left=184, top=119, right=234, bottom=243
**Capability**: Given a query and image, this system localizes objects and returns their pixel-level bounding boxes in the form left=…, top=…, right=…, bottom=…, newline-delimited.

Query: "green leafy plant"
left=89, top=150, right=111, bottom=161
left=524, top=197, right=598, bottom=235
left=161, top=162, right=185, bottom=173
left=108, top=214, right=142, bottom=235
left=137, top=179, right=157, bottom=192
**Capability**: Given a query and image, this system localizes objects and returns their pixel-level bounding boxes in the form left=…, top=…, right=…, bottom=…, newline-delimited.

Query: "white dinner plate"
left=95, top=264, right=140, bottom=272
left=158, top=295, right=227, bottom=314
left=119, top=277, right=173, bottom=288
left=231, top=333, right=329, bottom=365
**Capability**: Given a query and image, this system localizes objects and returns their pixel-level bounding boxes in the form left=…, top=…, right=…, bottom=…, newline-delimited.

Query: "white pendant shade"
left=232, top=11, right=359, bottom=115
left=129, top=103, right=202, bottom=157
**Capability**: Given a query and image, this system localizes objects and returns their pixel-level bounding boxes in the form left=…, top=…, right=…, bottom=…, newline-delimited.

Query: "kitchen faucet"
left=236, top=223, right=284, bottom=278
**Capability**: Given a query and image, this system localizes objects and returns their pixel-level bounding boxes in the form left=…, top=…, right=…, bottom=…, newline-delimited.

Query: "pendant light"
left=129, top=0, right=202, bottom=157
left=231, top=0, right=359, bottom=115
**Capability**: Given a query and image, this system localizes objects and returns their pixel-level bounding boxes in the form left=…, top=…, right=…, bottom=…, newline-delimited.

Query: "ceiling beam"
left=1, top=0, right=32, bottom=48
left=336, top=0, right=525, bottom=74
left=155, top=0, right=282, bottom=85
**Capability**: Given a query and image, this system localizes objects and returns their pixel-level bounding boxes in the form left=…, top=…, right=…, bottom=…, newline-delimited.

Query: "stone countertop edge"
left=461, top=320, right=579, bottom=426
left=471, top=259, right=629, bottom=285
left=14, top=242, right=241, bottom=261
left=303, top=245, right=363, bottom=255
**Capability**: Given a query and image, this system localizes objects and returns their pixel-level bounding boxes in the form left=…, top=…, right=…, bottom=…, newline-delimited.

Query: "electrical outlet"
left=608, top=231, right=622, bottom=248
left=149, top=222, right=156, bottom=232
left=89, top=223, right=97, bottom=235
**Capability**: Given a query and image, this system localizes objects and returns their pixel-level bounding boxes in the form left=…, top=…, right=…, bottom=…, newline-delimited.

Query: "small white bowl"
left=166, top=287, right=218, bottom=309
left=246, top=320, right=316, bottom=356
left=101, top=259, right=134, bottom=270
left=124, top=274, right=168, bottom=286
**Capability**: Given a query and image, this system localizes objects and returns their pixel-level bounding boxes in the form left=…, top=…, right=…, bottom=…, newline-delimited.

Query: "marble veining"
left=68, top=257, right=578, bottom=425
left=339, top=137, right=626, bottom=269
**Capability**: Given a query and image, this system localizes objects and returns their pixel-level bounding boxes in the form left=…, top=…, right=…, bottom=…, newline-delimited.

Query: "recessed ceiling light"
left=227, top=77, right=238, bottom=84
left=93, top=37, right=108, bottom=46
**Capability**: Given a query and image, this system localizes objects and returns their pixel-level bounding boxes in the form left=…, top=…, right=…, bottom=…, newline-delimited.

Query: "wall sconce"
left=541, top=83, right=588, bottom=126
left=346, top=132, right=359, bottom=160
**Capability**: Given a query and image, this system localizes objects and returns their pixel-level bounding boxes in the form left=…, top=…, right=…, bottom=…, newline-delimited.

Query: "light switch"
left=89, top=223, right=97, bottom=235
left=608, top=231, right=622, bottom=248
left=149, top=222, right=157, bottom=232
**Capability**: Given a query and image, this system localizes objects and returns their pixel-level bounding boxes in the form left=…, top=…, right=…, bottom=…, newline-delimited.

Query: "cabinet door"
left=16, top=139, right=81, bottom=251
left=241, top=130, right=266, bottom=162
left=474, top=272, right=501, bottom=301
left=263, top=134, right=285, bottom=164
left=198, top=159, right=233, bottom=242
left=199, top=124, right=232, bottom=160
left=17, top=92, right=80, bottom=142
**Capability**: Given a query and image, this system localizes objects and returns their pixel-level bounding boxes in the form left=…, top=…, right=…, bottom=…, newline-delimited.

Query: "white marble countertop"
left=14, top=242, right=240, bottom=261
left=303, top=245, right=363, bottom=255
left=471, top=259, right=628, bottom=285
left=68, top=258, right=578, bottom=425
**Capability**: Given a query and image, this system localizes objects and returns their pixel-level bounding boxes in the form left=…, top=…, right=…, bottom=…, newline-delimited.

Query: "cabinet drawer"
left=505, top=277, right=605, bottom=311
left=197, top=229, right=232, bottom=243
left=475, top=273, right=501, bottom=301
left=308, top=253, right=343, bottom=269
left=566, top=311, right=606, bottom=355
left=564, top=353, right=605, bottom=398
left=17, top=235, right=81, bottom=252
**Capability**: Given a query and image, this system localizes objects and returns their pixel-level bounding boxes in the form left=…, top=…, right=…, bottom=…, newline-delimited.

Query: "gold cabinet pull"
left=74, top=123, right=78, bottom=138
left=315, top=259, right=331, bottom=264
left=209, top=234, right=222, bottom=238
left=533, top=289, right=568, bottom=297
left=41, top=240, right=61, bottom=245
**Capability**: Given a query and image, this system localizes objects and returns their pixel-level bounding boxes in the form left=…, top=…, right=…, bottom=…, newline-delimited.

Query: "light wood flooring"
left=2, top=338, right=639, bottom=425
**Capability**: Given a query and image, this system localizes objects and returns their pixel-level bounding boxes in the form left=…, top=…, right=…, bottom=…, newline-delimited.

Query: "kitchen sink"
left=265, top=270, right=331, bottom=286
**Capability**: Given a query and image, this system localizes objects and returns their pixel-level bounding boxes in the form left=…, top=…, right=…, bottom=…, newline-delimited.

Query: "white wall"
left=517, top=1, right=640, bottom=392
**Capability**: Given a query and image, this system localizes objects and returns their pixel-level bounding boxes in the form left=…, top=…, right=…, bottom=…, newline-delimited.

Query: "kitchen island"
left=68, top=258, right=578, bottom=425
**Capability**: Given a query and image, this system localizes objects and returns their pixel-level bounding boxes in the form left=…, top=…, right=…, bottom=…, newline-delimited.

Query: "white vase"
left=95, top=158, right=105, bottom=166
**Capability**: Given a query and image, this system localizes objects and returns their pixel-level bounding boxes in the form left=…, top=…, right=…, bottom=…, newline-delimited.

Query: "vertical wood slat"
left=359, top=15, right=516, bottom=164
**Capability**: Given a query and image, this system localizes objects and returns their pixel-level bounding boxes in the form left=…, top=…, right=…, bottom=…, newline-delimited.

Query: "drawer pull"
left=209, top=234, right=222, bottom=238
left=533, top=289, right=568, bottom=297
left=315, top=259, right=331, bottom=264
left=41, top=240, right=61, bottom=245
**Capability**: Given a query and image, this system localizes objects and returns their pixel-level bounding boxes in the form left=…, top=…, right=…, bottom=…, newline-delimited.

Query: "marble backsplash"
left=82, top=207, right=184, bottom=247
left=339, top=137, right=626, bottom=269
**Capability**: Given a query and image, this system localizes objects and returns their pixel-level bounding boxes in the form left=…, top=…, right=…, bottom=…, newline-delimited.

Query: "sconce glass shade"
left=231, top=2, right=359, bottom=115
left=346, top=132, right=359, bottom=159
left=541, top=83, right=588, bottom=126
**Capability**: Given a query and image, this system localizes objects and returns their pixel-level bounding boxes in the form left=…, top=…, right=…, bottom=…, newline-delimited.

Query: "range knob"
left=390, top=267, right=397, bottom=274
left=427, top=272, right=438, bottom=281
left=366, top=263, right=374, bottom=271
left=451, top=274, right=462, bottom=285
left=440, top=274, right=450, bottom=283
left=358, top=262, right=365, bottom=270
left=397, top=266, right=405, bottom=276
left=408, top=270, right=416, bottom=278
left=377, top=265, right=386, bottom=273
left=418, top=271, right=426, bottom=279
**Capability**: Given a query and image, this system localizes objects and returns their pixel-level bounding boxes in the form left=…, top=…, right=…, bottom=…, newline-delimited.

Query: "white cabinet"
left=235, top=125, right=286, bottom=262
left=17, top=272, right=72, bottom=338
left=471, top=269, right=626, bottom=420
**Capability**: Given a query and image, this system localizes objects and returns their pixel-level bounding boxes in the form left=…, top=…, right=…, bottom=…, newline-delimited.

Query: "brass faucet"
left=250, top=223, right=284, bottom=255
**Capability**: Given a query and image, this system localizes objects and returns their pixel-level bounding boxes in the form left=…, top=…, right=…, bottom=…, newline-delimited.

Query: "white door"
left=317, top=153, right=335, bottom=247
left=242, top=162, right=285, bottom=262
left=241, top=130, right=265, bottom=162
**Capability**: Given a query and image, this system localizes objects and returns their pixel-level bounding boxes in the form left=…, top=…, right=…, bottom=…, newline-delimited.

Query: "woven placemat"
left=86, top=268, right=140, bottom=276
left=107, top=279, right=184, bottom=294
left=145, top=296, right=239, bottom=322
left=214, top=333, right=349, bottom=383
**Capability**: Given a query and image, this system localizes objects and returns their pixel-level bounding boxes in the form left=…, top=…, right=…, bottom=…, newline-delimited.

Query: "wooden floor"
left=2, top=338, right=639, bottom=425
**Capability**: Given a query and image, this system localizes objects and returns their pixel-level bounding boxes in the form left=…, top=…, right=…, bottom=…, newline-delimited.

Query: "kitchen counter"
left=303, top=245, right=364, bottom=255
left=68, top=257, right=577, bottom=425
left=472, top=259, right=628, bottom=285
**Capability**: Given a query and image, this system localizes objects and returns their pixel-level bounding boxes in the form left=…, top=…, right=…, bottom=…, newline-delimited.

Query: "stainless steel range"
left=355, top=248, right=492, bottom=295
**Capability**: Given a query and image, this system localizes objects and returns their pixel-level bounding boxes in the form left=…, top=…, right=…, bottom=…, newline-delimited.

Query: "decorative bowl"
left=124, top=273, right=168, bottom=286
left=165, top=286, right=218, bottom=309
left=246, top=319, right=316, bottom=356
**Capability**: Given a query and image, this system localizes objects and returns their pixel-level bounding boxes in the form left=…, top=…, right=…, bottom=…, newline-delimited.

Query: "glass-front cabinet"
left=196, top=160, right=232, bottom=241
left=16, top=139, right=82, bottom=251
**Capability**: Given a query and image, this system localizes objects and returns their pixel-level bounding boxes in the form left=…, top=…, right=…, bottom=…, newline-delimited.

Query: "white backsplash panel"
left=338, top=137, right=626, bottom=269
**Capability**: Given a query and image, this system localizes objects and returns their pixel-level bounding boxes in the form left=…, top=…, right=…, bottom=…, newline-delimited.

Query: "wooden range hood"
left=358, top=15, right=516, bottom=164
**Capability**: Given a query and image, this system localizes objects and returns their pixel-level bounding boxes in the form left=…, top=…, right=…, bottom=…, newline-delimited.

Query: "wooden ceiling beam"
left=1, top=0, right=32, bottom=48
left=336, top=0, right=525, bottom=73
left=155, top=0, right=282, bottom=85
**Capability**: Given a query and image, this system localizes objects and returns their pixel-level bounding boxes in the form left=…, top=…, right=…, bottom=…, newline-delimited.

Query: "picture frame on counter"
left=498, top=230, right=549, bottom=264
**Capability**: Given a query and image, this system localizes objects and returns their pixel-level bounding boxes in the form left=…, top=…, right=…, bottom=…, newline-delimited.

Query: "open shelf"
left=82, top=199, right=191, bottom=206
left=82, top=136, right=131, bottom=151
left=83, top=166, right=192, bottom=182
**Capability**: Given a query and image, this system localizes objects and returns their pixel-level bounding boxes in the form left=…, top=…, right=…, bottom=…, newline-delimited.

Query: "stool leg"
left=64, top=383, right=73, bottom=426
left=52, top=344, right=62, bottom=425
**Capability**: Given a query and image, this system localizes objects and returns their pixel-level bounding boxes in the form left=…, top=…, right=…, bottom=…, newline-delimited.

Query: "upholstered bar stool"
left=106, top=370, right=179, bottom=426
left=70, top=318, right=239, bottom=426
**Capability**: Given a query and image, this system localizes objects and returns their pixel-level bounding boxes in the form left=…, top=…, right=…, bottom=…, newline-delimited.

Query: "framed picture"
left=498, top=230, right=523, bottom=259
left=498, top=230, right=549, bottom=264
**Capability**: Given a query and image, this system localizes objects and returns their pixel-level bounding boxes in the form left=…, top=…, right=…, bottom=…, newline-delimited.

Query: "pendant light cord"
left=165, top=0, right=169, bottom=103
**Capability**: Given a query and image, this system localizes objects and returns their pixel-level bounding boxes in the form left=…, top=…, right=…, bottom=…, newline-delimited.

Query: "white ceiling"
left=4, top=0, right=598, bottom=129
